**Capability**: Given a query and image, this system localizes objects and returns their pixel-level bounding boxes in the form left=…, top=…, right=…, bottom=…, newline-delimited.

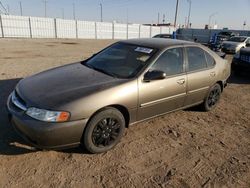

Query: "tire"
left=82, top=107, right=125, bottom=154
left=201, top=83, right=221, bottom=111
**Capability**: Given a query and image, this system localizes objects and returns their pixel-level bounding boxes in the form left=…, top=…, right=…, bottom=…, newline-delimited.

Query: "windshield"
left=83, top=43, right=156, bottom=78
left=228, top=37, right=246, bottom=42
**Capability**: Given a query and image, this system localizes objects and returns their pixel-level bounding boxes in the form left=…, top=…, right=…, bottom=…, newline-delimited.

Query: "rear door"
left=137, top=46, right=187, bottom=121
left=184, top=46, right=216, bottom=106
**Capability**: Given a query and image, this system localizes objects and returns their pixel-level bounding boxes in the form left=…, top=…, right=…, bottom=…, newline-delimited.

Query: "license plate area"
left=241, top=55, right=250, bottom=63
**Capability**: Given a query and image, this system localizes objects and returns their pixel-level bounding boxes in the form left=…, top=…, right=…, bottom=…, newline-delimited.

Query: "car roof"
left=120, top=38, right=195, bottom=50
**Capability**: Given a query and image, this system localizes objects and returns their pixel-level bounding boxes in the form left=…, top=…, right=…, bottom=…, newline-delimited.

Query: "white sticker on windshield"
left=135, top=47, right=153, bottom=54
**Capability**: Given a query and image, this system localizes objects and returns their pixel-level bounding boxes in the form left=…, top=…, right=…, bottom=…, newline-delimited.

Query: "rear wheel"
left=83, top=107, right=125, bottom=154
left=202, top=83, right=221, bottom=111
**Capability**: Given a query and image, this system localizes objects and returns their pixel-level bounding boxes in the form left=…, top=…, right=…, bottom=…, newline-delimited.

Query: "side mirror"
left=143, top=70, right=166, bottom=82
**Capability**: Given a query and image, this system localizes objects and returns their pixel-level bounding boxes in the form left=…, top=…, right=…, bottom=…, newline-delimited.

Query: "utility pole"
left=62, top=8, right=64, bottom=19
left=126, top=8, right=128, bottom=23
left=100, top=3, right=103, bottom=22
left=19, top=1, right=23, bottom=16
left=174, top=0, right=179, bottom=27
left=208, top=12, right=217, bottom=29
left=187, top=0, right=191, bottom=28
left=73, top=3, right=76, bottom=20
left=243, top=21, right=246, bottom=30
left=157, top=12, right=160, bottom=24
left=43, top=0, right=47, bottom=17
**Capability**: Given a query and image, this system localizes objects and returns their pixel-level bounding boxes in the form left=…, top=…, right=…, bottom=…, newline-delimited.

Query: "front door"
left=138, top=47, right=187, bottom=121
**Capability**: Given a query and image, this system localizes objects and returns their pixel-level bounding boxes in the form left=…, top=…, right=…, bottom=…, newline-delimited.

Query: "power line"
left=0, top=1, right=8, bottom=14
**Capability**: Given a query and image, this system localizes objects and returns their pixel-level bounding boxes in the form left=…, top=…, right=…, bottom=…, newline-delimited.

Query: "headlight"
left=26, top=107, right=70, bottom=122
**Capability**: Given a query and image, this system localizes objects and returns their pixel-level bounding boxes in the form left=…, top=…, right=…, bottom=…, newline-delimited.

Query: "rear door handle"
left=177, top=78, right=185, bottom=85
left=210, top=71, right=216, bottom=77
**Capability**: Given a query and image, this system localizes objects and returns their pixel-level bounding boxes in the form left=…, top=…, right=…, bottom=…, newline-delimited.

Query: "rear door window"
left=186, top=47, right=207, bottom=72
left=205, top=51, right=216, bottom=68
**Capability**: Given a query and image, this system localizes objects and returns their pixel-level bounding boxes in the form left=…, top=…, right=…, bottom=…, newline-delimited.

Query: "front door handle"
left=177, top=78, right=185, bottom=85
left=210, top=71, right=216, bottom=77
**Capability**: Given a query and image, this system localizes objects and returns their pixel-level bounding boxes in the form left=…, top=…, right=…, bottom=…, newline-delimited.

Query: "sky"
left=1, top=0, right=250, bottom=30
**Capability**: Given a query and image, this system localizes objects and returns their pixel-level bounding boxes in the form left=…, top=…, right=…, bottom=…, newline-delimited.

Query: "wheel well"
left=86, top=105, right=130, bottom=128
left=216, top=81, right=223, bottom=92
left=109, top=105, right=130, bottom=128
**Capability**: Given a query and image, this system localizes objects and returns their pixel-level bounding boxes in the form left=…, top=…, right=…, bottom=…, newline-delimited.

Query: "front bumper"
left=7, top=94, right=88, bottom=150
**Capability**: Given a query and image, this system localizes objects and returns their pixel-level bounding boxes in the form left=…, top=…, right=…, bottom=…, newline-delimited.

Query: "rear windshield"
left=84, top=43, right=157, bottom=78
left=218, top=32, right=232, bottom=36
left=228, top=37, right=246, bottom=42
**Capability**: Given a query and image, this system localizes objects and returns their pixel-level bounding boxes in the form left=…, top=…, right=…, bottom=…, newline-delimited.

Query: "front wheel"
left=82, top=107, right=125, bottom=154
left=202, top=83, right=221, bottom=111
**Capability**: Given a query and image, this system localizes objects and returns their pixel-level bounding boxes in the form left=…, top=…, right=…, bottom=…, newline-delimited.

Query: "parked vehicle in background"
left=7, top=38, right=231, bottom=154
left=153, top=34, right=172, bottom=39
left=222, top=36, right=250, bottom=54
left=232, top=44, right=250, bottom=75
left=209, top=31, right=238, bottom=52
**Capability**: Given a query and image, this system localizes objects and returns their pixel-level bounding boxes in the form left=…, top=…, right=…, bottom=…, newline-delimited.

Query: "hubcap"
left=208, top=88, right=220, bottom=108
left=92, top=118, right=120, bottom=147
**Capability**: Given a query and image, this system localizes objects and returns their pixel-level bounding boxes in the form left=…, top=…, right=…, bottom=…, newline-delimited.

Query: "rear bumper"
left=232, top=58, right=250, bottom=72
left=222, top=48, right=236, bottom=54
left=7, top=94, right=88, bottom=150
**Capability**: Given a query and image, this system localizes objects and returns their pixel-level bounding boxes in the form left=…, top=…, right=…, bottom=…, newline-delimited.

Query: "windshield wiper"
left=83, top=63, right=117, bottom=78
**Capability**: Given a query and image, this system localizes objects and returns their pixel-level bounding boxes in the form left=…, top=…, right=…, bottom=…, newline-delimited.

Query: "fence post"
left=126, top=23, right=128, bottom=39
left=28, top=17, right=32, bottom=38
left=160, top=26, right=162, bottom=34
left=75, top=20, right=78, bottom=39
left=95, top=22, right=97, bottom=39
left=112, top=22, right=114, bottom=39
left=139, top=25, right=141, bottom=38
left=149, top=25, right=152, bottom=38
left=54, top=18, right=57, bottom=38
left=0, top=15, right=4, bottom=38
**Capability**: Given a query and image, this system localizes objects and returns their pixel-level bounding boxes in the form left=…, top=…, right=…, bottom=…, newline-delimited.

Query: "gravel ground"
left=0, top=39, right=250, bottom=188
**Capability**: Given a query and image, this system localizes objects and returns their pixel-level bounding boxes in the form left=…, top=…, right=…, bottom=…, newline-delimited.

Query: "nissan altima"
left=7, top=38, right=231, bottom=153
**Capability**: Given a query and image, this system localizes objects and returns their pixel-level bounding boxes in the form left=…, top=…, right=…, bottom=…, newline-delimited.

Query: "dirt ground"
left=0, top=39, right=250, bottom=188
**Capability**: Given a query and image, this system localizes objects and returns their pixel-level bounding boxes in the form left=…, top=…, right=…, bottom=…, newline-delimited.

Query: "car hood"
left=16, top=62, right=127, bottom=109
